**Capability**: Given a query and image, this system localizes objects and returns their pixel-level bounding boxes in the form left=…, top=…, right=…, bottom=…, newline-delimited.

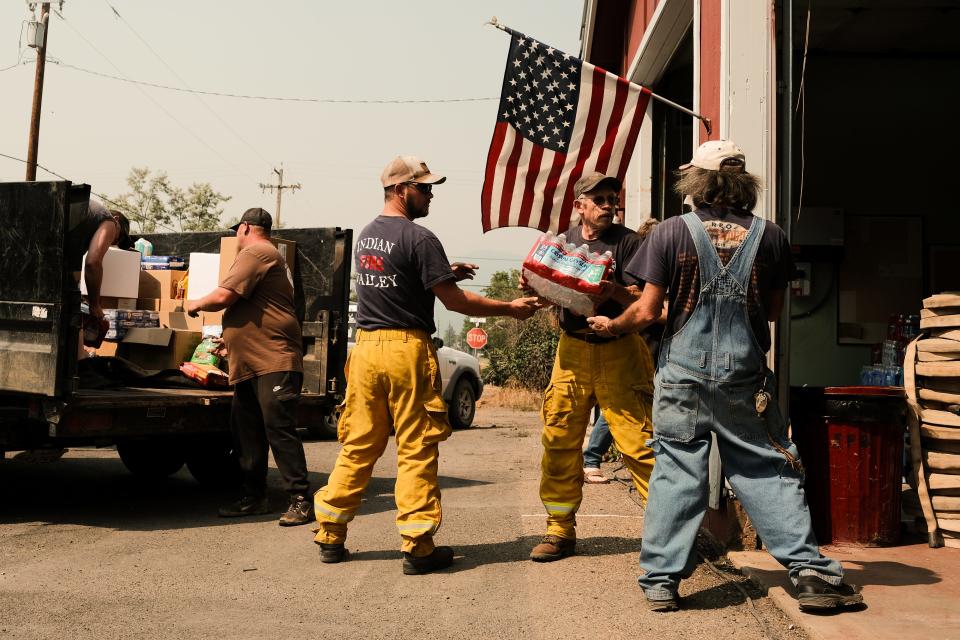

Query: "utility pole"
left=259, top=164, right=300, bottom=227
left=25, top=2, right=51, bottom=181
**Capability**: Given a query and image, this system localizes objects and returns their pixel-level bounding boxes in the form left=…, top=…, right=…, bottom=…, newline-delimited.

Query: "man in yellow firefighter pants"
left=314, top=155, right=542, bottom=574
left=530, top=172, right=657, bottom=562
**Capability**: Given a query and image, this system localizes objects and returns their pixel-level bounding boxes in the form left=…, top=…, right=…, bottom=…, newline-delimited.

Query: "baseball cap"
left=680, top=140, right=746, bottom=171
left=380, top=155, right=447, bottom=188
left=229, top=207, right=273, bottom=231
left=574, top=172, right=622, bottom=198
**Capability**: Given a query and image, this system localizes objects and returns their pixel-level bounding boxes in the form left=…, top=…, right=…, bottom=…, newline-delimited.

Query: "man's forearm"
left=191, top=288, right=235, bottom=312
left=84, top=262, right=104, bottom=309
left=443, top=289, right=514, bottom=317
left=607, top=301, right=657, bottom=335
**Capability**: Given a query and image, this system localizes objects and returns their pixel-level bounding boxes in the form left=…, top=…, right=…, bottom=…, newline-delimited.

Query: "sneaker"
left=278, top=494, right=314, bottom=527
left=401, top=546, right=455, bottom=575
left=529, top=535, right=576, bottom=562
left=218, top=495, right=270, bottom=518
left=796, top=575, right=864, bottom=611
left=318, top=543, right=349, bottom=564
left=645, top=593, right=680, bottom=612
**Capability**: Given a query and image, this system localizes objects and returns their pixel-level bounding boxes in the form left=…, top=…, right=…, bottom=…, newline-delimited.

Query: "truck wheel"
left=117, top=440, right=185, bottom=479
left=306, top=412, right=338, bottom=440
left=448, top=378, right=476, bottom=430
left=186, top=440, right=241, bottom=487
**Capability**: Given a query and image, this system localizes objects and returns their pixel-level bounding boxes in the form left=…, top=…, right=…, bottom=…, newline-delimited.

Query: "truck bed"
left=67, top=388, right=328, bottom=409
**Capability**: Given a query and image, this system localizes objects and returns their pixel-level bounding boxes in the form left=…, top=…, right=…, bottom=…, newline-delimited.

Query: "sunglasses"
left=403, top=182, right=432, bottom=194
left=582, top=194, right=619, bottom=207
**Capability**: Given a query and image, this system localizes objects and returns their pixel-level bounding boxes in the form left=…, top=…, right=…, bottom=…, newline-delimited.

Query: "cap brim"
left=413, top=173, right=446, bottom=185
left=678, top=162, right=694, bottom=171
left=229, top=222, right=242, bottom=231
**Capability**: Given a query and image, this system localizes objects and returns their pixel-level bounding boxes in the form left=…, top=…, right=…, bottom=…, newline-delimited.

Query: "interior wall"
left=789, top=55, right=960, bottom=386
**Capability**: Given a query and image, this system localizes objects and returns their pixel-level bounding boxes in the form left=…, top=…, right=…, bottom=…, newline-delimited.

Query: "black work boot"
left=278, top=494, right=314, bottom=527
left=318, top=543, right=349, bottom=564
left=529, top=535, right=576, bottom=562
left=218, top=495, right=270, bottom=518
left=401, top=546, right=455, bottom=575
left=796, top=575, right=864, bottom=611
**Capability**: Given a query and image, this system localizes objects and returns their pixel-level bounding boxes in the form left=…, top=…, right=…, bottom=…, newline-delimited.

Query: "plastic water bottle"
left=134, top=237, right=153, bottom=257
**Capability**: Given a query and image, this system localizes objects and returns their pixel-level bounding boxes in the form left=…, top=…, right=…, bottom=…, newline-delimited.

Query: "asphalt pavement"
left=0, top=406, right=806, bottom=640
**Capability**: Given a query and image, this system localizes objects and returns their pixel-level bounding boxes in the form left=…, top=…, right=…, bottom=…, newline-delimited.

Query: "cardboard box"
left=118, top=328, right=202, bottom=371
left=188, top=253, right=221, bottom=300
left=141, top=255, right=186, bottom=270
left=95, top=341, right=120, bottom=357
left=160, top=311, right=203, bottom=332
left=202, top=310, right=224, bottom=327
left=80, top=247, right=141, bottom=298
left=100, top=297, right=137, bottom=311
left=138, top=298, right=185, bottom=312
left=219, top=237, right=295, bottom=288
left=139, top=270, right=187, bottom=299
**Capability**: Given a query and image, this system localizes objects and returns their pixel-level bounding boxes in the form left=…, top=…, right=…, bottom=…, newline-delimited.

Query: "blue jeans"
left=583, top=410, right=612, bottom=469
left=638, top=376, right=843, bottom=599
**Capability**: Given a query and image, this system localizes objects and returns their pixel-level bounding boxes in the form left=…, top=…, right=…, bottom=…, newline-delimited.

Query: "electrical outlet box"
left=26, top=20, right=45, bottom=49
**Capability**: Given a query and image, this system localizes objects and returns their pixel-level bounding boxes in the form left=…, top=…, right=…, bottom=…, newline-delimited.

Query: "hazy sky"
left=1, top=1, right=585, bottom=335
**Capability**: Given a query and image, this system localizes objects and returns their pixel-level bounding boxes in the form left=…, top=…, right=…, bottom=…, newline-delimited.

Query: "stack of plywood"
left=906, top=293, right=960, bottom=548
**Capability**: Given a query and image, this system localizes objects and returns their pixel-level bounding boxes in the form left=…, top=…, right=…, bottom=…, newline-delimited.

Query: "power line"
left=100, top=0, right=273, bottom=170
left=3, top=55, right=499, bottom=104
left=0, top=150, right=179, bottom=234
left=51, top=9, right=259, bottom=184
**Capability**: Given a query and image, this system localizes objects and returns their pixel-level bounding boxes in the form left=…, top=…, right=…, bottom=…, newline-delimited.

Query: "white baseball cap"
left=680, top=140, right=746, bottom=171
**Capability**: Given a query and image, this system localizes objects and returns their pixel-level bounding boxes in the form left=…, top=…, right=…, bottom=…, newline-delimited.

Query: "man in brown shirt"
left=186, top=207, right=312, bottom=526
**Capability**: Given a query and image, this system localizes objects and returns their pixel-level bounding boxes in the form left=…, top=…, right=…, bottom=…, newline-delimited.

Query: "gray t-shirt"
left=354, top=215, right=456, bottom=335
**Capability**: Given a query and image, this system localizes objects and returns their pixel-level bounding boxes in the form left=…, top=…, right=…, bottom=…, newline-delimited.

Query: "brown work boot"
left=529, top=535, right=576, bottom=562
left=278, top=494, right=314, bottom=527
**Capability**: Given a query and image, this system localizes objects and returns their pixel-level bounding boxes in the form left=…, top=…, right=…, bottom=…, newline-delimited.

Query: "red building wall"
left=699, top=0, right=721, bottom=142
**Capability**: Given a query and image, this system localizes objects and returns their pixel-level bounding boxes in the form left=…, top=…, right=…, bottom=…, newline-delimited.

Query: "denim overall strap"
left=680, top=212, right=765, bottom=293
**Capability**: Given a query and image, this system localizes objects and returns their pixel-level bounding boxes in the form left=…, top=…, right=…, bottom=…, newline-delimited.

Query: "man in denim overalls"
left=588, top=141, right=863, bottom=613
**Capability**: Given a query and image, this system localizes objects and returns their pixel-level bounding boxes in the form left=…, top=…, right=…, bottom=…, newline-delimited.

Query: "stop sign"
left=466, top=327, right=488, bottom=350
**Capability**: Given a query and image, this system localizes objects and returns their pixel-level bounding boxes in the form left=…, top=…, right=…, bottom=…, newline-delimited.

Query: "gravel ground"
left=0, top=406, right=807, bottom=640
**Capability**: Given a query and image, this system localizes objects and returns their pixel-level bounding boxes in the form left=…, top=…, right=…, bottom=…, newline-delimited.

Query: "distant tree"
left=442, top=324, right=459, bottom=349
left=460, top=269, right=558, bottom=391
left=111, top=167, right=231, bottom=233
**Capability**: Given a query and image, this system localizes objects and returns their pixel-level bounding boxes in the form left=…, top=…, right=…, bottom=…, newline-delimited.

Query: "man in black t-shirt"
left=528, top=172, right=656, bottom=563
left=314, top=155, right=542, bottom=575
left=68, top=199, right=132, bottom=323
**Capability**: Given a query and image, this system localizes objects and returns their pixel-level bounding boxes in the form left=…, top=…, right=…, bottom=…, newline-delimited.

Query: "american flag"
left=481, top=31, right=650, bottom=234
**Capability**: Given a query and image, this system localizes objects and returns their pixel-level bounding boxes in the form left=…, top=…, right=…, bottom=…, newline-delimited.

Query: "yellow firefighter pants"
left=540, top=332, right=656, bottom=539
left=313, top=328, right=452, bottom=556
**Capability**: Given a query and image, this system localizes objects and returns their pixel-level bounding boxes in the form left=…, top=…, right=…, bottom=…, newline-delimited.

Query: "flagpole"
left=485, top=17, right=713, bottom=136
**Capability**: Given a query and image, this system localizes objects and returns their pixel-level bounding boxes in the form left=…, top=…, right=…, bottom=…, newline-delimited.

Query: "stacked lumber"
left=906, top=293, right=960, bottom=548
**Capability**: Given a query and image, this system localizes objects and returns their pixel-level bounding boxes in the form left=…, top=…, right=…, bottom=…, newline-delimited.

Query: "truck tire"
left=305, top=412, right=338, bottom=440
left=186, top=440, right=241, bottom=487
left=117, top=440, right=185, bottom=479
left=448, top=377, right=476, bottom=430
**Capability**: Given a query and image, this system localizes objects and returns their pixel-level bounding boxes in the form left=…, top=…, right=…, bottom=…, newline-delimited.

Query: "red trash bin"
left=790, top=386, right=906, bottom=546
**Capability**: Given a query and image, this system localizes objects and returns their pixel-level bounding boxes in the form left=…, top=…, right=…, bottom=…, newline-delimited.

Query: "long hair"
left=673, top=162, right=761, bottom=211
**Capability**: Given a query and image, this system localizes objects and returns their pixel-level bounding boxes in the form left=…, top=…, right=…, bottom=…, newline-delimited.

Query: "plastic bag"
left=521, top=232, right=613, bottom=317
left=190, top=336, right=221, bottom=367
